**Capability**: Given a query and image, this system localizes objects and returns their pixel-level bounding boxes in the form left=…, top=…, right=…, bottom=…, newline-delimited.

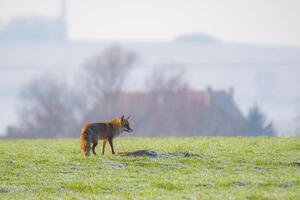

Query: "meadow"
left=0, top=137, right=299, bottom=200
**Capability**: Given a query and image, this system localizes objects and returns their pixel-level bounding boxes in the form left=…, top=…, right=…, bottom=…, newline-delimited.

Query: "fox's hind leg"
left=102, top=140, right=107, bottom=155
left=92, top=141, right=98, bottom=156
left=85, top=141, right=91, bottom=157
left=85, top=130, right=92, bottom=157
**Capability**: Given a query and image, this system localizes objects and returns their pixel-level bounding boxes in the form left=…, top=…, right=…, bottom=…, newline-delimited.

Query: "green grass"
left=0, top=137, right=299, bottom=199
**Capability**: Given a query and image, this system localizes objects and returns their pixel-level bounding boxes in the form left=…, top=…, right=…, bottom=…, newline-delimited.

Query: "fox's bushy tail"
left=80, top=126, right=88, bottom=157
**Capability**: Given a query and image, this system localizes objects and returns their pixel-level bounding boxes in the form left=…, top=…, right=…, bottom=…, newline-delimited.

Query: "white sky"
left=0, top=0, right=300, bottom=45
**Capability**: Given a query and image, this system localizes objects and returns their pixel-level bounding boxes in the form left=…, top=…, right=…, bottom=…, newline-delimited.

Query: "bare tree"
left=145, top=66, right=188, bottom=94
left=5, top=46, right=138, bottom=138
left=83, top=45, right=137, bottom=99
left=6, top=75, right=80, bottom=138
left=133, top=66, right=190, bottom=135
left=82, top=45, right=137, bottom=121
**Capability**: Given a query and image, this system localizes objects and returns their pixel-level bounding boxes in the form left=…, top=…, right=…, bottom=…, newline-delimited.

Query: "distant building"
left=5, top=85, right=247, bottom=138
left=174, top=33, right=221, bottom=44
left=0, top=0, right=67, bottom=43
left=96, top=87, right=247, bottom=136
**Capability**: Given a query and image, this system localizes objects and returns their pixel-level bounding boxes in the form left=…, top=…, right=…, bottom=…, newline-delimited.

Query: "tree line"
left=5, top=46, right=276, bottom=138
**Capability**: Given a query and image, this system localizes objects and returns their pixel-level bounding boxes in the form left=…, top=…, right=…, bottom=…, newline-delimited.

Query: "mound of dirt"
left=116, top=150, right=203, bottom=158
left=292, top=161, right=300, bottom=167
left=117, top=150, right=162, bottom=158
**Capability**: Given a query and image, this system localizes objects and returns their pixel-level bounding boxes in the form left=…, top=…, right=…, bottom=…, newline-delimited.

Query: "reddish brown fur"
left=80, top=124, right=91, bottom=156
left=80, top=116, right=132, bottom=157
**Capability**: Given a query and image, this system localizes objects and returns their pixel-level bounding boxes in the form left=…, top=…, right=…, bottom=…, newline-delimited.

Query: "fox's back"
left=82, top=122, right=119, bottom=140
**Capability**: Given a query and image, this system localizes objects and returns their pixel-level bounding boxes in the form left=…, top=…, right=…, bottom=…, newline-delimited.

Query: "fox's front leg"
left=102, top=140, right=107, bottom=155
left=108, top=137, right=115, bottom=154
left=92, top=141, right=98, bottom=156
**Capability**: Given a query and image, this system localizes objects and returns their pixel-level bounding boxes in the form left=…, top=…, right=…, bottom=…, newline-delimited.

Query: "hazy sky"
left=0, top=0, right=300, bottom=45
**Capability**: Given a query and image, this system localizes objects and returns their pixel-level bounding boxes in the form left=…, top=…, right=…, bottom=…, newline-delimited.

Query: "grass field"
left=0, top=137, right=300, bottom=200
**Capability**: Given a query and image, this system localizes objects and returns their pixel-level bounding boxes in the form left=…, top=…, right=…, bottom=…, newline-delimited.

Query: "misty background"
left=0, top=0, right=300, bottom=137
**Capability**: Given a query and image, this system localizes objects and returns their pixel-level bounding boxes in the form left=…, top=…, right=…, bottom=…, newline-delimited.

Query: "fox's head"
left=121, top=115, right=133, bottom=133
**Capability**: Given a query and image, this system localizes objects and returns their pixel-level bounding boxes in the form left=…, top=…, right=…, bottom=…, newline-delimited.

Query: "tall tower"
left=60, top=0, right=67, bottom=41
left=61, top=0, right=67, bottom=23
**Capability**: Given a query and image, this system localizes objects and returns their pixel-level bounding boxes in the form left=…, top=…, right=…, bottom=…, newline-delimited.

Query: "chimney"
left=205, top=86, right=213, bottom=106
left=59, top=0, right=68, bottom=40
left=228, top=87, right=234, bottom=98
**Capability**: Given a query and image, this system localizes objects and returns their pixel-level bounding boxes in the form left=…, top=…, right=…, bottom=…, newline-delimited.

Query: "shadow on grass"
left=116, top=150, right=204, bottom=158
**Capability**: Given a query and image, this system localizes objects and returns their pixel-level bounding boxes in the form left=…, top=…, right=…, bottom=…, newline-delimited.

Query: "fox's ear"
left=121, top=115, right=125, bottom=121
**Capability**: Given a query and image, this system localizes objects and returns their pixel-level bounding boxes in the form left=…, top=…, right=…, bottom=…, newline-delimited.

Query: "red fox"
left=80, top=115, right=133, bottom=157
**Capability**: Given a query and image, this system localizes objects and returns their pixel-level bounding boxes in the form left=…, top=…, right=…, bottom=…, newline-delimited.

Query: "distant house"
left=0, top=0, right=67, bottom=43
left=87, top=87, right=247, bottom=136
left=5, top=85, right=247, bottom=138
